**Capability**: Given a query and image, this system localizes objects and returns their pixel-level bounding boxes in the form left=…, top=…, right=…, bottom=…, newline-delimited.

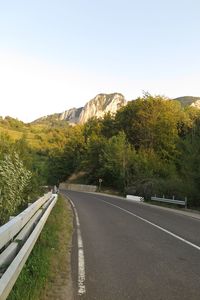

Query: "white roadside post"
left=98, top=178, right=103, bottom=192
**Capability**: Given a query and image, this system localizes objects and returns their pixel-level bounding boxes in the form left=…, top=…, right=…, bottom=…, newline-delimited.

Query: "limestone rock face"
left=190, top=100, right=200, bottom=109
left=173, top=96, right=200, bottom=108
left=58, top=93, right=126, bottom=124
left=78, top=93, right=126, bottom=124
left=33, top=93, right=126, bottom=125
left=60, top=107, right=83, bottom=124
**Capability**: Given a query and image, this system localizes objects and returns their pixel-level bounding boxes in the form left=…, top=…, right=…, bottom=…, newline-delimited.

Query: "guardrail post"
left=185, top=197, right=187, bottom=209
left=172, top=195, right=174, bottom=200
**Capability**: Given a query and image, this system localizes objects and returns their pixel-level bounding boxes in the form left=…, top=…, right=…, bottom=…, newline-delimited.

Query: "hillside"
left=34, top=94, right=200, bottom=127
left=1, top=93, right=200, bottom=151
left=1, top=94, right=200, bottom=208
left=0, top=116, right=71, bottom=150
left=174, top=96, right=200, bottom=108
left=34, top=93, right=126, bottom=125
left=0, top=93, right=126, bottom=149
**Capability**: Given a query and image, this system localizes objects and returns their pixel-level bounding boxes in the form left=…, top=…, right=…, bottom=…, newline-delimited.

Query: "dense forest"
left=0, top=94, right=200, bottom=223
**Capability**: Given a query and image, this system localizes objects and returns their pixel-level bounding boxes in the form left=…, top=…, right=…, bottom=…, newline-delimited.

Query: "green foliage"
left=176, top=118, right=200, bottom=206
left=0, top=134, right=47, bottom=223
left=0, top=133, right=15, bottom=158
left=1, top=94, right=200, bottom=208
left=42, top=95, right=200, bottom=207
left=83, top=134, right=107, bottom=183
left=0, top=117, right=25, bottom=131
left=125, top=149, right=179, bottom=199
left=47, top=126, right=86, bottom=185
left=99, top=112, right=118, bottom=138
left=98, top=132, right=131, bottom=190
left=83, top=117, right=102, bottom=143
left=0, top=117, right=72, bottom=150
left=116, top=95, right=185, bottom=159
left=0, top=152, right=32, bottom=224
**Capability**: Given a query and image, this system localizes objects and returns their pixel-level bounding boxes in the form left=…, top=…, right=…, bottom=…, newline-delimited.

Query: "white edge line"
left=101, top=200, right=200, bottom=251
left=68, top=198, right=86, bottom=296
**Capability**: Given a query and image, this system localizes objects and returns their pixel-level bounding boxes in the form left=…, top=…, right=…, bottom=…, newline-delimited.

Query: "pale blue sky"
left=0, top=0, right=200, bottom=122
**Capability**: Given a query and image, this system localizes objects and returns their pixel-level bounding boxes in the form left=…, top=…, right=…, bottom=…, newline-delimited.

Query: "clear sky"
left=0, top=0, right=200, bottom=122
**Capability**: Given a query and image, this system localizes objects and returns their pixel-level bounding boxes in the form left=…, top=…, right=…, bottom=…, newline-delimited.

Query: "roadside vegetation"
left=0, top=134, right=45, bottom=224
left=46, top=94, right=200, bottom=208
left=0, top=93, right=200, bottom=209
left=0, top=93, right=200, bottom=298
left=7, top=195, right=73, bottom=300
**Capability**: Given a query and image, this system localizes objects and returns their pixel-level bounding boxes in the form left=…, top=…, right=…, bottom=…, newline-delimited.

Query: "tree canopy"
left=1, top=94, right=200, bottom=211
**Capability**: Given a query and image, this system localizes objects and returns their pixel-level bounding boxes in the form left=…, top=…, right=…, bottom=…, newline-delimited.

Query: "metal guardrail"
left=126, top=195, right=144, bottom=202
left=151, top=195, right=187, bottom=208
left=0, top=192, right=57, bottom=300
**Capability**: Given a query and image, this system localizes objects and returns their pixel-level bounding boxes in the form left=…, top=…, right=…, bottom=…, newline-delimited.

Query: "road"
left=61, top=190, right=200, bottom=300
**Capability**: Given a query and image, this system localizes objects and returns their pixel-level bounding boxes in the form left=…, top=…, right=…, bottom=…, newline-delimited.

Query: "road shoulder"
left=93, top=192, right=200, bottom=221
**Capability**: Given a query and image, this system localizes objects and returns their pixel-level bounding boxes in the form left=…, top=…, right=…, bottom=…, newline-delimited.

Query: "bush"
left=0, top=152, right=32, bottom=224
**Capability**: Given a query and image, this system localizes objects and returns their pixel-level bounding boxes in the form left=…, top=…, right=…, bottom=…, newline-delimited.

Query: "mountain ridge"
left=173, top=96, right=200, bottom=108
left=34, top=94, right=200, bottom=126
left=1, top=94, right=200, bottom=127
left=33, top=93, right=126, bottom=125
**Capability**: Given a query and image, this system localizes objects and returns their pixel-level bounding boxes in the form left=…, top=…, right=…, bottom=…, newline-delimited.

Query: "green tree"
left=47, top=126, right=86, bottom=185
left=98, top=132, right=131, bottom=190
left=83, top=117, right=102, bottom=143
left=116, top=94, right=183, bottom=158
left=125, top=148, right=179, bottom=199
left=82, top=133, right=106, bottom=184
left=100, top=112, right=118, bottom=138
left=0, top=153, right=32, bottom=224
left=176, top=115, right=200, bottom=206
left=0, top=133, right=15, bottom=158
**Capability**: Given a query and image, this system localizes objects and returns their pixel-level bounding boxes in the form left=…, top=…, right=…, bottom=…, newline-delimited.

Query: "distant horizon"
left=0, top=92, right=199, bottom=124
left=1, top=1, right=200, bottom=122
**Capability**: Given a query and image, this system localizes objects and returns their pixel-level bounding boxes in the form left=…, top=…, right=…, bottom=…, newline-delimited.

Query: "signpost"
left=98, top=178, right=103, bottom=192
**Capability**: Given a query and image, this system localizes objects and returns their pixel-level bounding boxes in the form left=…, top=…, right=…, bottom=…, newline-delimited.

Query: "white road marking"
left=68, top=198, right=86, bottom=296
left=101, top=200, right=200, bottom=251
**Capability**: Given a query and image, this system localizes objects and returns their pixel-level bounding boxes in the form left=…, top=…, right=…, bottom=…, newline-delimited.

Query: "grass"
left=0, top=126, right=23, bottom=140
left=8, top=195, right=73, bottom=300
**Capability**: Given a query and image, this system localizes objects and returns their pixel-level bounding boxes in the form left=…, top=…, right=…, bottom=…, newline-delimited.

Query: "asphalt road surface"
left=61, top=190, right=200, bottom=300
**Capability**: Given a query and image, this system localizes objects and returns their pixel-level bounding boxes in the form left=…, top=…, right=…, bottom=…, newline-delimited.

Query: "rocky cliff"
left=190, top=99, right=200, bottom=109
left=35, top=93, right=126, bottom=125
left=174, top=96, right=200, bottom=108
left=34, top=94, right=200, bottom=126
left=78, top=93, right=126, bottom=124
left=59, top=107, right=83, bottom=123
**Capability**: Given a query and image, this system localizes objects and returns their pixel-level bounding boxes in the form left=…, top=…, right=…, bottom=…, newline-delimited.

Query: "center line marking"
left=68, top=197, right=86, bottom=296
left=101, top=199, right=200, bottom=251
